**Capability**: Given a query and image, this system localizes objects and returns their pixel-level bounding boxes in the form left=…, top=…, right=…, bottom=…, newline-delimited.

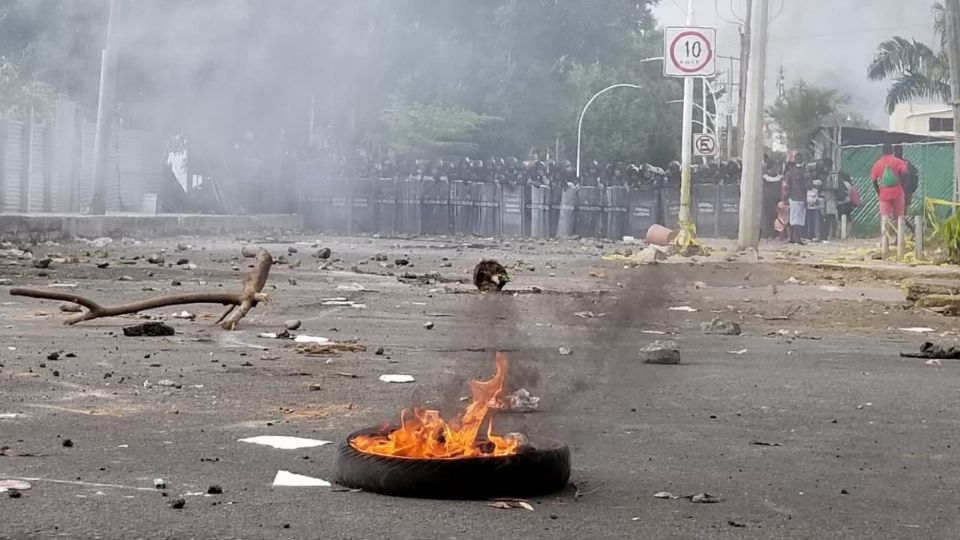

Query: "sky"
left=652, top=0, right=943, bottom=127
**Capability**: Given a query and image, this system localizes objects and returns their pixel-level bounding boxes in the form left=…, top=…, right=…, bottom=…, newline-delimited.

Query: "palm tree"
left=868, top=3, right=951, bottom=113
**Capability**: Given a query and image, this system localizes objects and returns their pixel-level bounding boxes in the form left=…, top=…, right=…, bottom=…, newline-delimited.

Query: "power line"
left=768, top=22, right=935, bottom=42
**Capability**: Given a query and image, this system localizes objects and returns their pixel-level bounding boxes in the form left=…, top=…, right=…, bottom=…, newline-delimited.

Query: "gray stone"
left=700, top=317, right=742, bottom=336
left=640, top=340, right=681, bottom=365
left=284, top=319, right=302, bottom=331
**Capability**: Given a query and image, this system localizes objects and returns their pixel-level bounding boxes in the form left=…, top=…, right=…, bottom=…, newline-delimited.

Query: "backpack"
left=903, top=161, right=919, bottom=194
left=880, top=165, right=900, bottom=188
left=849, top=183, right=862, bottom=207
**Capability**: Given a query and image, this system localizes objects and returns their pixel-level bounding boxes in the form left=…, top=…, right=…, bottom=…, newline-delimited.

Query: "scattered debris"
left=238, top=436, right=331, bottom=450
left=558, top=346, right=573, bottom=356
left=488, top=500, right=534, bottom=511
left=423, top=321, right=435, bottom=330
left=819, top=285, right=843, bottom=292
left=296, top=341, right=366, bottom=357
left=207, top=485, right=223, bottom=495
left=901, top=341, right=960, bottom=359
left=59, top=302, right=82, bottom=313
left=284, top=319, right=302, bottom=331
left=0, top=480, right=31, bottom=493
left=639, top=340, right=681, bottom=365
left=172, top=310, right=196, bottom=320
left=687, top=493, right=723, bottom=504
left=336, top=283, right=367, bottom=292
left=700, top=317, right=742, bottom=336
left=473, top=260, right=510, bottom=292
left=727, top=349, right=748, bottom=355
left=122, top=322, right=175, bottom=337
left=926, top=359, right=943, bottom=367
left=899, top=327, right=935, bottom=334
left=259, top=330, right=291, bottom=339
left=294, top=335, right=329, bottom=344
left=153, top=479, right=166, bottom=489
left=379, top=374, right=415, bottom=383
left=752, top=441, right=783, bottom=447
left=727, top=519, right=746, bottom=528
left=272, top=470, right=331, bottom=487
left=653, top=491, right=677, bottom=499
left=667, top=306, right=698, bottom=312
left=785, top=276, right=801, bottom=284
left=493, top=388, right=541, bottom=412
left=156, top=379, right=182, bottom=389
left=170, top=497, right=186, bottom=509
left=573, top=311, right=605, bottom=319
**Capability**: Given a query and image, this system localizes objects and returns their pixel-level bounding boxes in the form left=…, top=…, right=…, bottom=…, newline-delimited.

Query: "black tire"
left=334, top=428, right=571, bottom=499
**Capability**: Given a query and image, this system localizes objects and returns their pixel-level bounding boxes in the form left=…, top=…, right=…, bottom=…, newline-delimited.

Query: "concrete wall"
left=890, top=103, right=955, bottom=138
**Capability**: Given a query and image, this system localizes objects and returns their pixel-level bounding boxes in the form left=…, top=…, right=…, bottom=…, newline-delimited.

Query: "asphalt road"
left=1, top=235, right=958, bottom=539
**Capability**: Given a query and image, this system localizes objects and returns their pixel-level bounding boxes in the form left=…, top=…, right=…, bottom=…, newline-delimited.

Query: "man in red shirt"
left=869, top=143, right=907, bottom=219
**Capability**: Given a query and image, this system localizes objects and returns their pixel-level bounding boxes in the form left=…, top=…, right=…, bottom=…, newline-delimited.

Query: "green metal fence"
left=840, top=142, right=955, bottom=237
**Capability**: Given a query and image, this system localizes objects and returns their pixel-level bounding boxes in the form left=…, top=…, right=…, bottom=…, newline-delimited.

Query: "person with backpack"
left=869, top=143, right=908, bottom=221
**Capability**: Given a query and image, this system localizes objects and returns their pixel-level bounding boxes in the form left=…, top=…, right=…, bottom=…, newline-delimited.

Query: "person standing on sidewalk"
left=783, top=156, right=808, bottom=245
left=870, top=143, right=907, bottom=224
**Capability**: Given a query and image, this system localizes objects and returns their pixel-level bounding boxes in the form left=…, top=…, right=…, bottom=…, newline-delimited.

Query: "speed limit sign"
left=663, top=26, right=716, bottom=77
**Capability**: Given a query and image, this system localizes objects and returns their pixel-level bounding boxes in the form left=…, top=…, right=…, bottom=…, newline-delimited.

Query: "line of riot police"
left=355, top=157, right=744, bottom=189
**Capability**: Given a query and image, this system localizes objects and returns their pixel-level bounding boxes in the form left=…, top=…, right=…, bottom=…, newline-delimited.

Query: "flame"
left=351, top=352, right=520, bottom=459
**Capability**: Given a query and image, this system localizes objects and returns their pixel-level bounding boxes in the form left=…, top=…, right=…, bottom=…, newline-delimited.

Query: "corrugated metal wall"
left=840, top=142, right=955, bottom=236
left=0, top=102, right=163, bottom=215
left=2, top=120, right=23, bottom=213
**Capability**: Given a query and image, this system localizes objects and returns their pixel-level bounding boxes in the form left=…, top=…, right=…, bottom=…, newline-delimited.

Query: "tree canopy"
left=767, top=80, right=856, bottom=150
left=0, top=0, right=687, bottom=167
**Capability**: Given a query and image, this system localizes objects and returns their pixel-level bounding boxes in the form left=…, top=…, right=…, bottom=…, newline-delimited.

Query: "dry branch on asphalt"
left=10, top=249, right=273, bottom=330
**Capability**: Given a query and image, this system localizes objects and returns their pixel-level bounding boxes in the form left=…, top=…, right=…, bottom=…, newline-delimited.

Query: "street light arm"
left=577, top=83, right=643, bottom=178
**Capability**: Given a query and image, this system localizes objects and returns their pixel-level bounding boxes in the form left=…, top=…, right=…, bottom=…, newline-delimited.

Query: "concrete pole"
left=736, top=0, right=769, bottom=249
left=736, top=0, right=752, bottom=158
left=89, top=0, right=120, bottom=215
left=944, top=0, right=960, bottom=205
left=677, top=0, right=696, bottom=234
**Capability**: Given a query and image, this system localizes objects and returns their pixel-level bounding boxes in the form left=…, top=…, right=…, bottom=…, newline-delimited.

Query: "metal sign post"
left=664, top=20, right=717, bottom=252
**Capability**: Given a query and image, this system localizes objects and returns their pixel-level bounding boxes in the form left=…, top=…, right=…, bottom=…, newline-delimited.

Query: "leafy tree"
left=868, top=3, right=950, bottom=113
left=767, top=80, right=849, bottom=150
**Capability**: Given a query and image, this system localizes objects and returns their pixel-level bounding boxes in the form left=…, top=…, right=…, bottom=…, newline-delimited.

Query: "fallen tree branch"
left=11, top=249, right=273, bottom=330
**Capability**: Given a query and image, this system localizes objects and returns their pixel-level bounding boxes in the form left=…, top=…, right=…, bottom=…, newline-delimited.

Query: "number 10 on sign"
left=663, top=26, right=716, bottom=78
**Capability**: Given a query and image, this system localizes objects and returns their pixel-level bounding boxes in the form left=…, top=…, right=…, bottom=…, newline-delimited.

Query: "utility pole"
left=737, top=0, right=769, bottom=249
left=945, top=0, right=960, bottom=204
left=677, top=0, right=696, bottom=240
left=89, top=0, right=120, bottom=215
left=736, top=0, right=752, bottom=158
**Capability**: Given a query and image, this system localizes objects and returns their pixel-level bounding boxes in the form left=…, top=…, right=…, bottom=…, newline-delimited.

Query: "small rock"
left=170, top=497, right=186, bottom=509
left=96, top=262, right=110, bottom=269
left=62, top=439, right=74, bottom=448
left=423, top=321, right=435, bottom=330
left=153, top=479, right=166, bottom=489
left=122, top=322, right=175, bottom=337
left=156, top=379, right=182, bottom=389
left=374, top=347, right=385, bottom=356
left=653, top=491, right=676, bottom=499
left=46, top=352, right=60, bottom=361
left=8, top=490, right=22, bottom=498
left=284, top=319, right=302, bottom=331
left=308, top=383, right=322, bottom=391
left=395, top=258, right=410, bottom=266
left=558, top=347, right=572, bottom=356
left=170, top=280, right=181, bottom=287
left=206, top=485, right=223, bottom=495
left=634, top=246, right=668, bottom=264
left=118, top=275, right=134, bottom=282
left=639, top=340, right=681, bottom=365
left=288, top=277, right=298, bottom=286
left=316, top=248, right=332, bottom=260
left=690, top=493, right=723, bottom=504
left=700, top=318, right=742, bottom=336
left=33, top=258, right=52, bottom=269
left=176, top=258, right=189, bottom=266
left=175, top=243, right=189, bottom=252
left=147, top=255, right=164, bottom=265
left=287, top=247, right=298, bottom=255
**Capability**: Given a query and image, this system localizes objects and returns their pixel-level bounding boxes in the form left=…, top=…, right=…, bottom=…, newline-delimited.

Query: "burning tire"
left=335, top=428, right=571, bottom=499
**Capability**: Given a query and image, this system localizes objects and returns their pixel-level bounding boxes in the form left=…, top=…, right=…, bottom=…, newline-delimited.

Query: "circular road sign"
left=664, top=26, right=716, bottom=77
left=694, top=133, right=718, bottom=157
